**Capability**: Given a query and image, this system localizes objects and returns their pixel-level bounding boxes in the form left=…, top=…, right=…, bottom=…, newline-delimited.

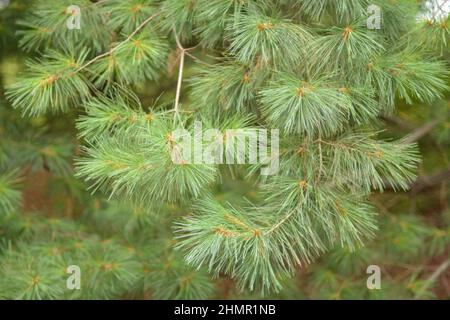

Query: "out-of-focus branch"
left=382, top=167, right=450, bottom=193
left=414, top=258, right=450, bottom=299
left=411, top=168, right=450, bottom=194
left=402, top=120, right=439, bottom=144
left=379, top=113, right=415, bottom=130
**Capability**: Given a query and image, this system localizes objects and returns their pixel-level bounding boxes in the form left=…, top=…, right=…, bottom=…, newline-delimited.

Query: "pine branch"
left=74, top=12, right=160, bottom=74
left=4, top=0, right=449, bottom=298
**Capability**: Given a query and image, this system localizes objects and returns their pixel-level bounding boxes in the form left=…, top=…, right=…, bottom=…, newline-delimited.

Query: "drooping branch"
left=402, top=120, right=439, bottom=144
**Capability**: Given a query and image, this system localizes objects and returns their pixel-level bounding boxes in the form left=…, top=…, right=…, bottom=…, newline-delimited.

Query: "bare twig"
left=171, top=28, right=202, bottom=114
left=172, top=26, right=186, bottom=116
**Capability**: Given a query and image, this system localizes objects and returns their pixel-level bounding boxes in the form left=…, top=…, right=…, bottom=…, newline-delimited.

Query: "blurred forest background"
left=0, top=0, right=449, bottom=299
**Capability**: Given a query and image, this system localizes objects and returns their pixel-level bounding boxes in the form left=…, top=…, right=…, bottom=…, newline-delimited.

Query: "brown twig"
left=173, top=26, right=185, bottom=116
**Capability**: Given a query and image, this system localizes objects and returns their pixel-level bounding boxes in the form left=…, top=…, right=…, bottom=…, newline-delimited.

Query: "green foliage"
left=311, top=21, right=384, bottom=73
left=6, top=49, right=91, bottom=115
left=260, top=73, right=352, bottom=136
left=76, top=110, right=218, bottom=204
left=190, top=62, right=265, bottom=113
left=298, top=0, right=369, bottom=22
left=0, top=0, right=449, bottom=299
left=0, top=170, right=22, bottom=215
left=366, top=51, right=448, bottom=110
left=89, top=31, right=169, bottom=87
left=227, top=11, right=311, bottom=68
left=194, top=0, right=268, bottom=48
left=17, top=0, right=109, bottom=52
left=101, top=0, right=157, bottom=34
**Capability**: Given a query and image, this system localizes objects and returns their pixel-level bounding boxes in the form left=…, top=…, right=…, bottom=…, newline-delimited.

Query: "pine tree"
left=0, top=0, right=449, bottom=299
